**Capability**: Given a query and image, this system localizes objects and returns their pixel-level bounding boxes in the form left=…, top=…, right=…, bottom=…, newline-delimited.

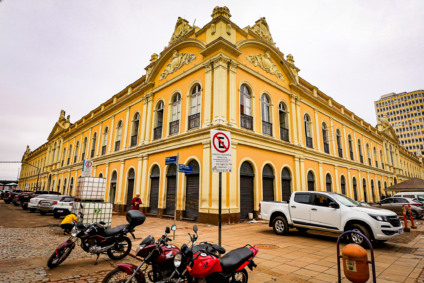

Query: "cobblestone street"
left=2, top=201, right=424, bottom=282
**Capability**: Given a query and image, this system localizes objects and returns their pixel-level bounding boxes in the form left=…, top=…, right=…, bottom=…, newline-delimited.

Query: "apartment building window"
left=131, top=113, right=140, bottom=147
left=154, top=101, right=164, bottom=140
left=304, top=114, right=313, bottom=148
left=261, top=94, right=272, bottom=136
left=188, top=84, right=201, bottom=130
left=102, top=127, right=108, bottom=155
left=169, top=93, right=181, bottom=135
left=91, top=132, right=97, bottom=158
left=240, top=84, right=253, bottom=130
left=115, top=121, right=122, bottom=151
left=279, top=102, right=289, bottom=142
left=336, top=129, right=343, bottom=158
left=322, top=122, right=329, bottom=154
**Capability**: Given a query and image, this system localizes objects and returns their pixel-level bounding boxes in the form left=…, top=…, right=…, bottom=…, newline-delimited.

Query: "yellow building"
left=19, top=7, right=424, bottom=224
left=375, top=90, right=424, bottom=157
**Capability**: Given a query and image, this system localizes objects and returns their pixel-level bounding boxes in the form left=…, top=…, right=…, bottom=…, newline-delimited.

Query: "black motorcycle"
left=47, top=209, right=146, bottom=268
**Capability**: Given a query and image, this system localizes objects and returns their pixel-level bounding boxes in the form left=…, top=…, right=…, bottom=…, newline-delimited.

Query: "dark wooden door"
left=149, top=177, right=159, bottom=214
left=126, top=179, right=134, bottom=211
left=240, top=162, right=254, bottom=220
left=185, top=161, right=199, bottom=220
left=262, top=165, right=274, bottom=201
left=165, top=164, right=177, bottom=216
left=281, top=168, right=291, bottom=201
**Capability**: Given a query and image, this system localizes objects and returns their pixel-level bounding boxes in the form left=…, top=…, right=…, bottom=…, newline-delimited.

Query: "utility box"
left=75, top=177, right=106, bottom=201
left=72, top=202, right=113, bottom=227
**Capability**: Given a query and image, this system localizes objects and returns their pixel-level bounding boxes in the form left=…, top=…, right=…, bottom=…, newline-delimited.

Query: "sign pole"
left=173, top=153, right=179, bottom=241
left=218, top=171, right=222, bottom=247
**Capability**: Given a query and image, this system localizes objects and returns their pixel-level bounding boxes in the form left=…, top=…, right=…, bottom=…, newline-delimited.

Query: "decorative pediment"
left=169, top=17, right=193, bottom=44
left=377, top=115, right=399, bottom=143
left=251, top=17, right=274, bottom=44
left=159, top=50, right=196, bottom=81
left=247, top=51, right=284, bottom=81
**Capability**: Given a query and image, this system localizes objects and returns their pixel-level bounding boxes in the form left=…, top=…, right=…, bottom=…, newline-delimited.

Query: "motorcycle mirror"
left=193, top=225, right=198, bottom=233
left=165, top=227, right=171, bottom=234
left=171, top=225, right=177, bottom=231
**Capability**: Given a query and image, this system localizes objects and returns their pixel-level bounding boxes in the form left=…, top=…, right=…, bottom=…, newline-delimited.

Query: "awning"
left=385, top=178, right=424, bottom=192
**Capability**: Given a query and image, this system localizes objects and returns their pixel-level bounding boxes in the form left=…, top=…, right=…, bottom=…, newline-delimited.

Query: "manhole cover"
left=255, top=244, right=278, bottom=250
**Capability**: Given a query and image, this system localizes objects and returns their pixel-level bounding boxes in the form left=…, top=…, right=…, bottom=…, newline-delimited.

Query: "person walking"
left=60, top=213, right=78, bottom=235
left=131, top=193, right=142, bottom=210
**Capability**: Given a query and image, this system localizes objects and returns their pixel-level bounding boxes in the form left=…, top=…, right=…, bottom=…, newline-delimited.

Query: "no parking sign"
left=211, top=130, right=232, bottom=173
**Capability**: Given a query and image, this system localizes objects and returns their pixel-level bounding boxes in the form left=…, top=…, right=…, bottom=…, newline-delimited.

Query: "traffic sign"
left=165, top=156, right=178, bottom=165
left=82, top=160, right=93, bottom=177
left=178, top=164, right=193, bottom=174
left=211, top=130, right=232, bottom=173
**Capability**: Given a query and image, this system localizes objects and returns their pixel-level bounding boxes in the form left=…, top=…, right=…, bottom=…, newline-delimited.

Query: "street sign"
left=178, top=164, right=193, bottom=174
left=165, top=156, right=178, bottom=165
left=211, top=130, right=232, bottom=173
left=82, top=160, right=93, bottom=177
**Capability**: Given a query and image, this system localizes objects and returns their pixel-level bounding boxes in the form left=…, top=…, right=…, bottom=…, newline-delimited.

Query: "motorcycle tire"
left=47, top=245, right=74, bottom=268
left=107, top=236, right=132, bottom=260
left=102, top=267, right=143, bottom=283
left=230, top=268, right=248, bottom=283
left=29, top=208, right=36, bottom=213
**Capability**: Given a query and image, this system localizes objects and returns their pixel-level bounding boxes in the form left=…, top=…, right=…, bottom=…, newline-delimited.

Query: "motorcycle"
left=47, top=208, right=146, bottom=268
left=102, top=225, right=181, bottom=283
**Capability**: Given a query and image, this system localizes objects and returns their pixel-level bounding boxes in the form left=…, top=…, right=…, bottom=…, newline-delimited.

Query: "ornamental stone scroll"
left=159, top=50, right=196, bottom=81
left=246, top=51, right=284, bottom=81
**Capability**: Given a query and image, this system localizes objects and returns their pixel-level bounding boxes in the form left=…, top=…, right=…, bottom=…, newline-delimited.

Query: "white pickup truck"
left=259, top=191, right=403, bottom=246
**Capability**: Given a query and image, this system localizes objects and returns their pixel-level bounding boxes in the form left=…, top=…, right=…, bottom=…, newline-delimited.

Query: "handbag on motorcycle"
left=126, top=210, right=146, bottom=227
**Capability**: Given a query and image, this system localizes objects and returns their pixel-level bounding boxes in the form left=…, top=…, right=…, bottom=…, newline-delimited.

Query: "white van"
left=393, top=192, right=424, bottom=202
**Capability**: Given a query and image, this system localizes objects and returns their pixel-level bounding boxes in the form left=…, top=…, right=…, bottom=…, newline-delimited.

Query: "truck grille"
left=388, top=216, right=401, bottom=227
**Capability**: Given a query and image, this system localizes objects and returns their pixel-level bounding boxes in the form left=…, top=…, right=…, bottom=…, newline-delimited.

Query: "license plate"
left=399, top=228, right=403, bottom=234
left=57, top=210, right=63, bottom=213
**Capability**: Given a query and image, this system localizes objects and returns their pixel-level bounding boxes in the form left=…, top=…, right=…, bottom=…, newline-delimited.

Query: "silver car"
left=374, top=197, right=423, bottom=219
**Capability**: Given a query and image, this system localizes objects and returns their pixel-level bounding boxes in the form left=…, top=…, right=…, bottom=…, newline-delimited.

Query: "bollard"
left=402, top=205, right=411, bottom=232
left=408, top=204, right=417, bottom=229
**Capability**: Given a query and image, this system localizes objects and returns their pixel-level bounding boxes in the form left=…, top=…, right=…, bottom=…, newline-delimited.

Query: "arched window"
left=102, top=127, right=108, bottom=155
left=394, top=178, right=397, bottom=185
left=341, top=176, right=346, bottom=195
left=262, top=164, right=274, bottom=201
left=74, top=141, right=79, bottom=163
left=240, top=84, right=253, bottom=130
left=154, top=101, right=164, bottom=140
left=67, top=145, right=72, bottom=165
left=169, top=93, right=181, bottom=136
left=69, top=177, right=74, bottom=196
left=261, top=94, right=272, bottom=136
left=52, top=142, right=57, bottom=163
left=363, top=178, right=368, bottom=202
left=63, top=178, right=67, bottom=195
left=322, top=122, right=329, bottom=154
left=82, top=137, right=87, bottom=160
left=325, top=173, right=332, bottom=192
left=352, top=177, right=358, bottom=201
left=374, top=147, right=378, bottom=167
left=189, top=84, right=202, bottom=130
left=57, top=179, right=61, bottom=192
left=279, top=102, right=289, bottom=142
left=348, top=135, right=354, bottom=161
left=98, top=173, right=104, bottom=178
left=61, top=148, right=66, bottom=166
left=366, top=143, right=371, bottom=166
left=380, top=150, right=384, bottom=169
left=378, top=181, right=382, bottom=199
left=336, top=129, right=343, bottom=158
left=281, top=168, right=292, bottom=201
left=131, top=113, right=140, bottom=147
left=91, top=132, right=97, bottom=158
left=110, top=171, right=118, bottom=204
left=307, top=171, right=315, bottom=191
left=390, top=145, right=394, bottom=166
left=358, top=139, right=363, bottom=163
left=304, top=114, right=313, bottom=148
left=371, top=180, right=375, bottom=203
left=115, top=120, right=123, bottom=151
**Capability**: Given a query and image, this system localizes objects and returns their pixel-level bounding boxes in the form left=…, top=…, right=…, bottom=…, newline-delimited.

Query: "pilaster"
left=203, top=63, right=213, bottom=127
left=314, top=109, right=321, bottom=151
left=140, top=156, right=149, bottom=205
left=296, top=100, right=303, bottom=146
left=118, top=161, right=125, bottom=203
left=108, top=116, right=115, bottom=154
left=123, top=107, right=130, bottom=149
left=144, top=94, right=154, bottom=142
left=290, top=95, right=298, bottom=144
left=140, top=98, right=148, bottom=145
left=330, top=118, right=336, bottom=156
left=300, top=158, right=305, bottom=191
left=212, top=55, right=228, bottom=124
left=319, top=162, right=324, bottom=191
left=228, top=61, right=238, bottom=126
left=201, top=141, right=211, bottom=209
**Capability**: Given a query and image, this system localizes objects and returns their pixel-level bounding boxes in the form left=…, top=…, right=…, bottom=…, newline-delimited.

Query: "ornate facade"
left=19, top=7, right=424, bottom=224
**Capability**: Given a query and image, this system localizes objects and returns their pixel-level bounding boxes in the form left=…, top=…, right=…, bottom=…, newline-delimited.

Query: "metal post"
left=173, top=153, right=179, bottom=241
left=218, top=171, right=222, bottom=247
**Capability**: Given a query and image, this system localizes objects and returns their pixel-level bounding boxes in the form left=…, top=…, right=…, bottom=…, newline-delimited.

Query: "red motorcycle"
left=102, top=226, right=180, bottom=283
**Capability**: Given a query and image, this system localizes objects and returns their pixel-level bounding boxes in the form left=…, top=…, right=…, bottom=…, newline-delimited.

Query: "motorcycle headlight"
left=174, top=253, right=182, bottom=268
left=368, top=214, right=389, bottom=222
left=71, top=227, right=78, bottom=237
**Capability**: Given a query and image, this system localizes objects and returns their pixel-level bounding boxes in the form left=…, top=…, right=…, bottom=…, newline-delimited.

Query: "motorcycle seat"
left=220, top=247, right=253, bottom=273
left=104, top=224, right=130, bottom=236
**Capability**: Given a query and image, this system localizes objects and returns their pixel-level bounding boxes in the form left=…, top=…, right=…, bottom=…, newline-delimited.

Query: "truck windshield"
left=331, top=194, right=359, bottom=207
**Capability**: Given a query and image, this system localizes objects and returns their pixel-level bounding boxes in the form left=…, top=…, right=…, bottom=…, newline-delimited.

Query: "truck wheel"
left=349, top=224, right=372, bottom=248
left=272, top=216, right=289, bottom=235
left=29, top=208, right=36, bottom=213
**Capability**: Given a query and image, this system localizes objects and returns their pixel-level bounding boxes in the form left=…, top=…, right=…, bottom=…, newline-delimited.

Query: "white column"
left=319, top=162, right=324, bottom=191
left=108, top=116, right=115, bottom=154
left=296, top=100, right=303, bottom=146
left=201, top=141, right=211, bottom=209
left=144, top=95, right=153, bottom=142
left=229, top=142, right=238, bottom=210
left=335, top=166, right=339, bottom=193
left=347, top=169, right=352, bottom=197
left=294, top=156, right=301, bottom=191
left=212, top=56, right=228, bottom=124
left=343, top=125, right=348, bottom=159
left=140, top=156, right=149, bottom=205
left=300, top=158, right=306, bottom=191
left=290, top=95, right=298, bottom=144
left=314, top=109, right=320, bottom=151
left=123, top=107, right=130, bottom=149
left=118, top=161, right=125, bottom=203
left=136, top=155, right=143, bottom=196
left=330, top=118, right=336, bottom=156
left=203, top=63, right=212, bottom=127
left=139, top=99, right=148, bottom=146
left=96, top=123, right=102, bottom=156
left=228, top=61, right=237, bottom=126
left=105, top=163, right=109, bottom=201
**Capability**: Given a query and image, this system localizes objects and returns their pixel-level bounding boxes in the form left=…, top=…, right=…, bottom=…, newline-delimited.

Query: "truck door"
left=309, top=193, right=341, bottom=230
left=290, top=192, right=312, bottom=225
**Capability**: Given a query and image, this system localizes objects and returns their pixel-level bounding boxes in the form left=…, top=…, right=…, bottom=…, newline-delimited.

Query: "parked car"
left=38, top=195, right=69, bottom=215
left=28, top=194, right=61, bottom=212
left=52, top=196, right=75, bottom=218
left=259, top=191, right=403, bottom=247
left=373, top=197, right=423, bottom=219
left=3, top=190, right=22, bottom=204
left=20, top=190, right=61, bottom=210
left=393, top=192, right=424, bottom=202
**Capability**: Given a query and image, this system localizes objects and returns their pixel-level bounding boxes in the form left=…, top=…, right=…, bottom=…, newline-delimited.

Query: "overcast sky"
left=1, top=0, right=423, bottom=179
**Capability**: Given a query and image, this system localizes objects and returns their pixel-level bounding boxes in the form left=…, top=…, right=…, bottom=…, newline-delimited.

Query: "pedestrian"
left=131, top=193, right=142, bottom=210
left=60, top=213, right=78, bottom=235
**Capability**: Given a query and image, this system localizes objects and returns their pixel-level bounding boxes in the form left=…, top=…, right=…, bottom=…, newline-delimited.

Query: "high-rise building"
left=375, top=90, right=424, bottom=156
